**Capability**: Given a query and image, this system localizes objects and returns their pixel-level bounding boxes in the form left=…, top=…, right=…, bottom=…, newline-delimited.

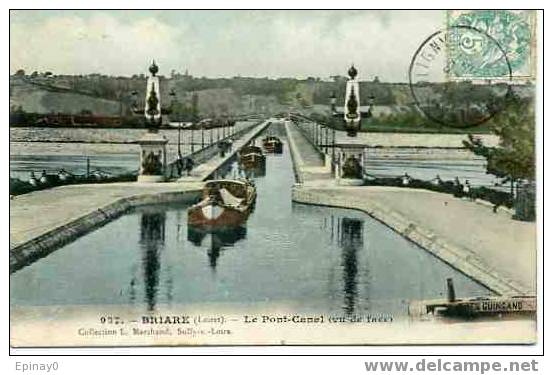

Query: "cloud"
left=10, top=10, right=444, bottom=81
left=10, top=13, right=181, bottom=76
left=264, top=10, right=443, bottom=80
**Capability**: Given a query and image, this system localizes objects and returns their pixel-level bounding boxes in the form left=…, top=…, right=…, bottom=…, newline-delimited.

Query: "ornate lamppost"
left=135, top=60, right=169, bottom=182
left=343, top=64, right=361, bottom=137
left=326, top=64, right=372, bottom=185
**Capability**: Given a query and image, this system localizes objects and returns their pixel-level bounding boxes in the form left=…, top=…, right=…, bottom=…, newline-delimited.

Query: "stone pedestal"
left=336, top=142, right=365, bottom=186
left=137, top=131, right=168, bottom=183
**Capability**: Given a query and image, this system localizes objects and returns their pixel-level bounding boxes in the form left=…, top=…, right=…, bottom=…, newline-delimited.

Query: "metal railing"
left=166, top=121, right=262, bottom=179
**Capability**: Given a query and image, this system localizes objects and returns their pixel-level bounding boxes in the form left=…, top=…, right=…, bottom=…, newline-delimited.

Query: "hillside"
left=10, top=73, right=534, bottom=128
left=10, top=77, right=123, bottom=116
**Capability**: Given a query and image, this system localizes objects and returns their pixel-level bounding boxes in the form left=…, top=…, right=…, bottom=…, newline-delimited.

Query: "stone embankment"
left=10, top=182, right=203, bottom=273
left=285, top=121, right=536, bottom=296
left=292, top=185, right=535, bottom=296
left=10, top=119, right=279, bottom=272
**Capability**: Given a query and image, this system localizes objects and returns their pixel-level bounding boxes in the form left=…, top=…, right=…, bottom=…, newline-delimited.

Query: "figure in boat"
left=187, top=179, right=257, bottom=227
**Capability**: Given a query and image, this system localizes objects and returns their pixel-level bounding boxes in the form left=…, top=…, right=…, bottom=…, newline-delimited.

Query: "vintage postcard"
left=9, top=9, right=540, bottom=348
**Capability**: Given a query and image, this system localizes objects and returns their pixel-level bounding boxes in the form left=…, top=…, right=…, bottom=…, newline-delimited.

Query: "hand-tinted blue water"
left=10, top=141, right=491, bottom=316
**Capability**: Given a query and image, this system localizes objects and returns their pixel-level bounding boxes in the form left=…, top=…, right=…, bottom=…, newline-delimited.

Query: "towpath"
left=285, top=120, right=536, bottom=295
left=10, top=119, right=276, bottom=271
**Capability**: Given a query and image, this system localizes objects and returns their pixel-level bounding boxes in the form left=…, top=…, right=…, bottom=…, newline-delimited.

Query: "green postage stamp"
left=447, top=10, right=536, bottom=81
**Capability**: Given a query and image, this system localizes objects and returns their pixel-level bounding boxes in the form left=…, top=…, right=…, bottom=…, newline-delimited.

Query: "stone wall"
left=10, top=189, right=200, bottom=273
left=291, top=185, right=530, bottom=297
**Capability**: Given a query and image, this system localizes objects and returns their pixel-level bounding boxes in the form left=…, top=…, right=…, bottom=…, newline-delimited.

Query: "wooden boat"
left=262, top=136, right=283, bottom=154
left=239, top=145, right=265, bottom=169
left=408, top=278, right=537, bottom=318
left=410, top=295, right=537, bottom=319
left=187, top=179, right=257, bottom=227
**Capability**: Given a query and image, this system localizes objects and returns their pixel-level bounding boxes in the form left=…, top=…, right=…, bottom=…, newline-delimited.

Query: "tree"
left=464, top=92, right=535, bottom=191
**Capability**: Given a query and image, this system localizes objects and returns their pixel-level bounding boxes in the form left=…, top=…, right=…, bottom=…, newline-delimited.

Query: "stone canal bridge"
left=9, top=119, right=274, bottom=272
left=10, top=117, right=536, bottom=301
left=285, top=119, right=535, bottom=297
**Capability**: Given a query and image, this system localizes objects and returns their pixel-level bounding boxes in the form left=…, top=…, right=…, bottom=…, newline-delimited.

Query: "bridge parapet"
left=171, top=120, right=272, bottom=182
left=166, top=121, right=262, bottom=180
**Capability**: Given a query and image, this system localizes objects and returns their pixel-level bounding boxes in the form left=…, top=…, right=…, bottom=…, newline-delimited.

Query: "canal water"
left=10, top=138, right=491, bottom=316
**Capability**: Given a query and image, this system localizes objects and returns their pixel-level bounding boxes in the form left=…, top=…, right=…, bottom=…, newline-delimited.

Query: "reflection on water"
left=10, top=136, right=492, bottom=315
left=138, top=212, right=166, bottom=311
left=187, top=226, right=248, bottom=269
left=338, top=218, right=363, bottom=316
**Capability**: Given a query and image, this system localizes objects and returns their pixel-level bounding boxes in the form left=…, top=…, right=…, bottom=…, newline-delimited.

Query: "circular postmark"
left=409, top=25, right=513, bottom=129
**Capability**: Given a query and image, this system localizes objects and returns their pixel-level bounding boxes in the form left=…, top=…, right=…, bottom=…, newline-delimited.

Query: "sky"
left=10, top=10, right=444, bottom=82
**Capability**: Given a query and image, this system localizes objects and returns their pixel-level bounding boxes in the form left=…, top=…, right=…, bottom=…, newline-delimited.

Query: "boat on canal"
left=262, top=135, right=283, bottom=154
left=239, top=144, right=265, bottom=170
left=187, top=179, right=257, bottom=227
left=408, top=278, right=537, bottom=319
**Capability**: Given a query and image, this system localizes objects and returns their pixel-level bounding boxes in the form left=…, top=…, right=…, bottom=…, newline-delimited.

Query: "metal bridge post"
left=324, top=126, right=329, bottom=154
left=315, top=123, right=319, bottom=148
left=177, top=123, right=182, bottom=157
